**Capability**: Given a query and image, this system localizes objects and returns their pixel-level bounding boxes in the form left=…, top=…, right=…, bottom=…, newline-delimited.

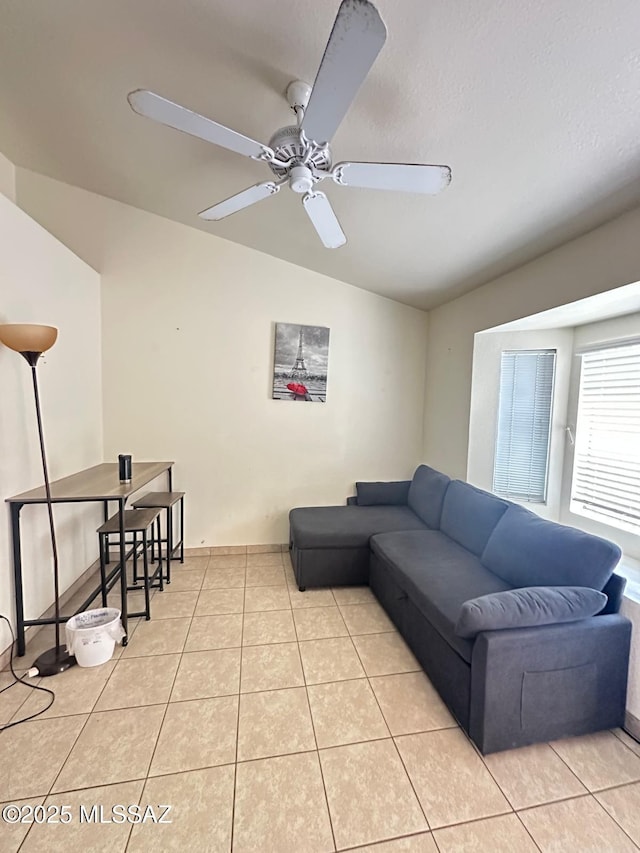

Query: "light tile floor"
left=2, top=550, right=640, bottom=851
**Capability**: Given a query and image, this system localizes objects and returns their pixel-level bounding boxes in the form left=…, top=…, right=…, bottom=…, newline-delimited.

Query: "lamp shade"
left=0, top=324, right=58, bottom=354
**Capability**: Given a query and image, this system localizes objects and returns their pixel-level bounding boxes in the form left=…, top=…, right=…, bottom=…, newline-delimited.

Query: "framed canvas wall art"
left=272, top=323, right=330, bottom=402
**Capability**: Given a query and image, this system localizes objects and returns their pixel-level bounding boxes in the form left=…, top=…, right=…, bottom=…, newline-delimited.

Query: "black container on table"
left=118, top=454, right=132, bottom=483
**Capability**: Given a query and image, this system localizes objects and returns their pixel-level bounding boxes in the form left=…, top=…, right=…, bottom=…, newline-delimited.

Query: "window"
left=493, top=349, right=556, bottom=502
left=571, top=340, right=640, bottom=532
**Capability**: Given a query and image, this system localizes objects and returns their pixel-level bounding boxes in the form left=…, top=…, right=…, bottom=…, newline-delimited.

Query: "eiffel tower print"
left=289, top=327, right=308, bottom=380
left=272, top=323, right=330, bottom=403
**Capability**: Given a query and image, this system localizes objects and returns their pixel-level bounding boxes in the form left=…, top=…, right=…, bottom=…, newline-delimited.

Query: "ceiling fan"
left=128, top=0, right=451, bottom=249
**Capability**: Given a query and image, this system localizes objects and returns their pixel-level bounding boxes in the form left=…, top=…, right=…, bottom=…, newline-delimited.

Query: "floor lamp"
left=0, top=324, right=76, bottom=676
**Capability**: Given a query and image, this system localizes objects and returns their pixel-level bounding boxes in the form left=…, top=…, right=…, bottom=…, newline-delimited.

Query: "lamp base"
left=31, top=646, right=76, bottom=677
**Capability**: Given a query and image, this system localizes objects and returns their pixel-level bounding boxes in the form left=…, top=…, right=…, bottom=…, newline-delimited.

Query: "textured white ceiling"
left=1, top=0, right=639, bottom=309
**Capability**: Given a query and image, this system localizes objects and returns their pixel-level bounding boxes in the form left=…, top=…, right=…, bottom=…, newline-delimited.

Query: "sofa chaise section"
left=289, top=466, right=452, bottom=590
left=289, top=505, right=428, bottom=590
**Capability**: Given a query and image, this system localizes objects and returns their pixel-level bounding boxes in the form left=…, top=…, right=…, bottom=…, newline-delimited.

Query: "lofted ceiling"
left=0, top=0, right=639, bottom=310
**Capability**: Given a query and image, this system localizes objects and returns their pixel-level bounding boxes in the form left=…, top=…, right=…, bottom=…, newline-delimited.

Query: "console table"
left=6, top=461, right=174, bottom=656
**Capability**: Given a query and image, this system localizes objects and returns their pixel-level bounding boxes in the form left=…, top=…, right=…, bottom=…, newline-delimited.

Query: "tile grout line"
left=466, top=738, right=517, bottom=821
left=289, top=583, right=338, bottom=852
left=514, top=791, right=638, bottom=851
left=348, top=627, right=435, bottom=842
left=15, top=587, right=150, bottom=848
left=546, top=737, right=615, bottom=795
left=121, top=556, right=208, bottom=852
left=122, top=560, right=204, bottom=853
left=229, top=555, right=247, bottom=853
left=512, top=811, right=545, bottom=853
left=439, top=727, right=531, bottom=834
left=336, top=829, right=440, bottom=853
left=594, top=801, right=640, bottom=852
left=15, top=709, right=95, bottom=853
left=593, top=777, right=640, bottom=795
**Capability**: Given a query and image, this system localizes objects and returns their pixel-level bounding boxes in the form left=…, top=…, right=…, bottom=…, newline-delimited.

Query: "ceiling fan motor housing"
left=289, top=165, right=314, bottom=194
left=267, top=126, right=332, bottom=179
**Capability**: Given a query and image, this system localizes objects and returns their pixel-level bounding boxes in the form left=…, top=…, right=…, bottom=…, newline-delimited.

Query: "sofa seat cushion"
left=439, top=481, right=509, bottom=557
left=370, top=530, right=512, bottom=662
left=455, top=586, right=608, bottom=638
left=289, top=506, right=428, bottom=550
left=481, top=505, right=622, bottom=590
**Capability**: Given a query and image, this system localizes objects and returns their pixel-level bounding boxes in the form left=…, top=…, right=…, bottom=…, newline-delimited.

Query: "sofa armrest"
left=469, top=614, right=631, bottom=753
left=354, top=480, right=411, bottom=506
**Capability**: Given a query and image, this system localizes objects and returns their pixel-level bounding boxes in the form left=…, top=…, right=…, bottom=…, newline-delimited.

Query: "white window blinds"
left=571, top=341, right=640, bottom=532
left=493, top=349, right=556, bottom=503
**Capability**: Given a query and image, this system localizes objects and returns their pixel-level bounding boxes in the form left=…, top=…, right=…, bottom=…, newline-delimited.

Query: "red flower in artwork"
left=286, top=382, right=308, bottom=396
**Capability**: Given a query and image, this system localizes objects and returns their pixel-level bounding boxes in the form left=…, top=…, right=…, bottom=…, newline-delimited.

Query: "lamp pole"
left=0, top=325, right=75, bottom=675
left=25, top=354, right=63, bottom=657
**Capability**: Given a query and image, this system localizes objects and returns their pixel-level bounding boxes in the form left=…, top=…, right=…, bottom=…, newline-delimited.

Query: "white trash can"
left=65, top=608, right=125, bottom=667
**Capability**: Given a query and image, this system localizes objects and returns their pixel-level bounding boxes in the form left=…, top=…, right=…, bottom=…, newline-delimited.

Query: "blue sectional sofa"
left=289, top=464, right=631, bottom=753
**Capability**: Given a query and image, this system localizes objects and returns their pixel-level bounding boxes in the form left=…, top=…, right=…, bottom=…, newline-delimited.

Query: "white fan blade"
left=301, top=0, right=386, bottom=145
left=302, top=192, right=346, bottom=248
left=333, top=162, right=452, bottom=194
left=128, top=90, right=267, bottom=159
left=199, top=181, right=284, bottom=220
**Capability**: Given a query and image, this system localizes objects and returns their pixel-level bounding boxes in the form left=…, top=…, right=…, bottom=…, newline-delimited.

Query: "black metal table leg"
left=99, top=532, right=108, bottom=607
left=166, top=506, right=172, bottom=584
left=156, top=515, right=164, bottom=592
left=103, top=500, right=111, bottom=564
left=119, top=497, right=129, bottom=644
left=10, top=502, right=26, bottom=657
left=180, top=494, right=185, bottom=563
left=142, top=530, right=151, bottom=620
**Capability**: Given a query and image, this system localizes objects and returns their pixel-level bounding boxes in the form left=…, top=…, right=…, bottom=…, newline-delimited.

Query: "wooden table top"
left=6, top=461, right=174, bottom=504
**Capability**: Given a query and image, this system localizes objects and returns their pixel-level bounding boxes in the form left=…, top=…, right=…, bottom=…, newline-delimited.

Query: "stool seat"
left=130, top=491, right=185, bottom=585
left=98, top=508, right=161, bottom=535
left=132, top=491, right=185, bottom=509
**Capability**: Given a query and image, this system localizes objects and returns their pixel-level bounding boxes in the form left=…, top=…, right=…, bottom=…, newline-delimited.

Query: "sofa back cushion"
left=356, top=480, right=411, bottom=506
left=439, top=481, right=509, bottom=556
left=407, top=465, right=451, bottom=529
left=481, top=505, right=622, bottom=590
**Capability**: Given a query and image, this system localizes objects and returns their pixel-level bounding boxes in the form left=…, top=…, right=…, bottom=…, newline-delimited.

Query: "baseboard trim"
left=624, top=711, right=640, bottom=742
left=186, top=544, right=289, bottom=556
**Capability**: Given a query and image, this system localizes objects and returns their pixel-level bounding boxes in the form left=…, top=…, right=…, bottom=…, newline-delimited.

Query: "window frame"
left=492, top=348, right=557, bottom=504
left=569, top=338, right=640, bottom=536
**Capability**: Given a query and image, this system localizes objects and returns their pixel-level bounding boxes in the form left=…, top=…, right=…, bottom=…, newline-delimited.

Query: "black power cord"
left=0, top=615, right=55, bottom=731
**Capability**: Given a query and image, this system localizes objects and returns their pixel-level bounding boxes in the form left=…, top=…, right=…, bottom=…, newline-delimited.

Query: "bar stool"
left=131, top=491, right=185, bottom=584
left=97, top=508, right=163, bottom=620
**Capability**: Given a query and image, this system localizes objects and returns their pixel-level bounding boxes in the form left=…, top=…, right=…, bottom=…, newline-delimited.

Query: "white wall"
left=0, top=190, right=102, bottom=653
left=468, top=327, right=574, bottom=520
left=0, top=151, right=15, bottom=202
left=16, top=170, right=429, bottom=546
left=423, top=205, right=640, bottom=478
